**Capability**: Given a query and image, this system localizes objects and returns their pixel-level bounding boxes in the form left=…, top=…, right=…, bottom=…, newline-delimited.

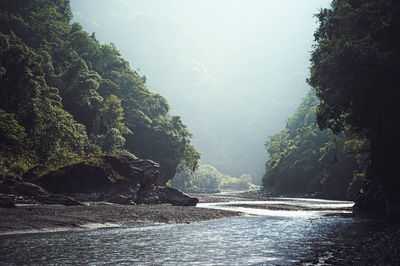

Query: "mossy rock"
left=37, top=155, right=145, bottom=195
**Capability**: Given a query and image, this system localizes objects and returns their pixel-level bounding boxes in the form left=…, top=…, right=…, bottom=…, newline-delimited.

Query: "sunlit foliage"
left=0, top=0, right=199, bottom=181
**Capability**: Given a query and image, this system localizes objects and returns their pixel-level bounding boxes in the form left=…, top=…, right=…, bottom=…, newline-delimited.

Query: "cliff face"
left=0, top=155, right=198, bottom=207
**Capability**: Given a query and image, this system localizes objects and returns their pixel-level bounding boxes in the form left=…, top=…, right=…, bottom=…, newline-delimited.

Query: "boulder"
left=14, top=155, right=199, bottom=207
left=157, top=187, right=199, bottom=206
left=37, top=194, right=83, bottom=206
left=37, top=156, right=157, bottom=197
left=38, top=162, right=119, bottom=194
left=0, top=178, right=18, bottom=194
left=0, top=193, right=16, bottom=208
left=22, top=165, right=48, bottom=182
left=136, top=189, right=160, bottom=204
left=104, top=194, right=136, bottom=205
left=15, top=182, right=48, bottom=197
left=126, top=159, right=160, bottom=190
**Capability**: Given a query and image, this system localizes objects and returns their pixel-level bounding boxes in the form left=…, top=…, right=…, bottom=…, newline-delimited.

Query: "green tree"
left=308, top=0, right=400, bottom=211
left=263, top=91, right=362, bottom=199
left=0, top=0, right=200, bottom=184
left=0, top=33, right=89, bottom=165
left=92, top=94, right=131, bottom=153
left=0, top=109, right=29, bottom=176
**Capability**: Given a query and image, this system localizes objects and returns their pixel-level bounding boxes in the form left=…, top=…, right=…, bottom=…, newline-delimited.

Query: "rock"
left=22, top=165, right=48, bottom=182
left=157, top=187, right=199, bottom=206
left=136, top=189, right=160, bottom=204
left=104, top=194, right=136, bottom=205
left=37, top=162, right=119, bottom=194
left=0, top=193, right=16, bottom=208
left=37, top=194, right=83, bottom=206
left=127, top=159, right=160, bottom=190
left=15, top=182, right=48, bottom=197
left=16, top=155, right=197, bottom=207
left=353, top=180, right=386, bottom=214
left=37, top=155, right=156, bottom=198
left=0, top=177, right=18, bottom=194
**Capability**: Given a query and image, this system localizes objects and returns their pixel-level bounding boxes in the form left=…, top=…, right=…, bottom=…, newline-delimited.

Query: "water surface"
left=0, top=198, right=365, bottom=265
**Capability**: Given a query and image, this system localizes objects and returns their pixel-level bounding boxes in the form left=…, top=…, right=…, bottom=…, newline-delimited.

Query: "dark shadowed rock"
left=157, top=187, right=199, bottom=206
left=136, top=189, right=160, bottom=204
left=15, top=155, right=199, bottom=207
left=127, top=159, right=160, bottom=190
left=22, top=165, right=48, bottom=182
left=15, top=182, right=48, bottom=197
left=0, top=178, right=17, bottom=194
left=0, top=193, right=16, bottom=208
left=353, top=180, right=386, bottom=214
left=36, top=156, right=158, bottom=199
left=38, top=162, right=119, bottom=194
left=37, top=194, right=83, bottom=206
left=104, top=194, right=136, bottom=205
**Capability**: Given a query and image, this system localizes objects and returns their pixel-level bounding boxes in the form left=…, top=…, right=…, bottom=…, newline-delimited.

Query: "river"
left=0, top=197, right=371, bottom=265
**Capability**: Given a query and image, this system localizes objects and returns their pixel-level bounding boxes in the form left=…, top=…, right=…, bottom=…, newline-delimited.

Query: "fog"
left=70, top=0, right=331, bottom=183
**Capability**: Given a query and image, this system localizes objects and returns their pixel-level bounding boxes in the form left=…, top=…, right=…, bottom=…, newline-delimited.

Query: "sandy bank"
left=0, top=202, right=241, bottom=234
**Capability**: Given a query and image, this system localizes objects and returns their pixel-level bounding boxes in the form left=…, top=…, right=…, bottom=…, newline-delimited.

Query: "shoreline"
left=0, top=191, right=353, bottom=235
left=0, top=202, right=242, bottom=235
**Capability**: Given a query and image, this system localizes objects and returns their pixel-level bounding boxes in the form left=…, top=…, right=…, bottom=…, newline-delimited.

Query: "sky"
left=70, top=0, right=332, bottom=183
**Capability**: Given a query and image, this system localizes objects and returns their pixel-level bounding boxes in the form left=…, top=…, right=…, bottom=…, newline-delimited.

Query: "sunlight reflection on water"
left=197, top=197, right=354, bottom=217
left=0, top=198, right=357, bottom=265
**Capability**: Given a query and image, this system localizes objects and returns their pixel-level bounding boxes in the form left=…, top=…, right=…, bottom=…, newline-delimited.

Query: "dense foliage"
left=263, top=92, right=366, bottom=199
left=309, top=0, right=400, bottom=212
left=171, top=164, right=256, bottom=191
left=0, top=0, right=200, bottom=183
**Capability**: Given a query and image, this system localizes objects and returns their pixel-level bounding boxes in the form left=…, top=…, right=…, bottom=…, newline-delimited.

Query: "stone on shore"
left=1, top=155, right=198, bottom=208
left=0, top=193, right=16, bottom=208
left=157, top=187, right=199, bottom=206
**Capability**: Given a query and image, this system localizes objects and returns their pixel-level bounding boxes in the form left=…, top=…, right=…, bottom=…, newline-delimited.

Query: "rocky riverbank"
left=0, top=203, right=241, bottom=234
left=0, top=155, right=199, bottom=208
left=298, top=220, right=400, bottom=265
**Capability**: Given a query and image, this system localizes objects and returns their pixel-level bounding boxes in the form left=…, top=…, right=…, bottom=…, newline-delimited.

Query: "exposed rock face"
left=0, top=193, right=16, bottom=208
left=22, top=165, right=48, bottom=183
left=353, top=180, right=386, bottom=214
left=0, top=177, right=82, bottom=207
left=157, top=187, right=199, bottom=206
left=124, top=158, right=160, bottom=189
left=354, top=180, right=400, bottom=221
left=37, top=156, right=149, bottom=197
left=36, top=194, right=82, bottom=206
left=103, top=194, right=136, bottom=205
left=15, top=182, right=48, bottom=197
left=136, top=189, right=161, bottom=205
left=0, top=155, right=198, bottom=207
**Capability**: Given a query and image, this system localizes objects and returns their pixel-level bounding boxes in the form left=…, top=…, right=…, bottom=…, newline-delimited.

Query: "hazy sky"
left=71, top=0, right=332, bottom=182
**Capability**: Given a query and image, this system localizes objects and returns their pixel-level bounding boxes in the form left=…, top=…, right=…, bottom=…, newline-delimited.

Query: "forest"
left=0, top=0, right=200, bottom=185
left=262, top=91, right=367, bottom=199
left=171, top=164, right=256, bottom=192
left=263, top=0, right=400, bottom=217
left=2, top=0, right=400, bottom=264
left=1, top=0, right=400, bottom=218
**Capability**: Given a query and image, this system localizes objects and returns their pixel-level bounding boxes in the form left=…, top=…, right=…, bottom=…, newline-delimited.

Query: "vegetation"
left=171, top=164, right=257, bottom=191
left=0, top=0, right=199, bottom=183
left=308, top=0, right=400, bottom=212
left=262, top=92, right=367, bottom=199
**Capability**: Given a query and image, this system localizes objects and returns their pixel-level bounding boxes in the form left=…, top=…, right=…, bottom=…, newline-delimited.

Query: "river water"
left=0, top=198, right=369, bottom=265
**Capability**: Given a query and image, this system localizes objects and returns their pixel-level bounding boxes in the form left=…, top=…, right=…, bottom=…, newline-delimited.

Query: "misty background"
left=70, top=0, right=331, bottom=183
